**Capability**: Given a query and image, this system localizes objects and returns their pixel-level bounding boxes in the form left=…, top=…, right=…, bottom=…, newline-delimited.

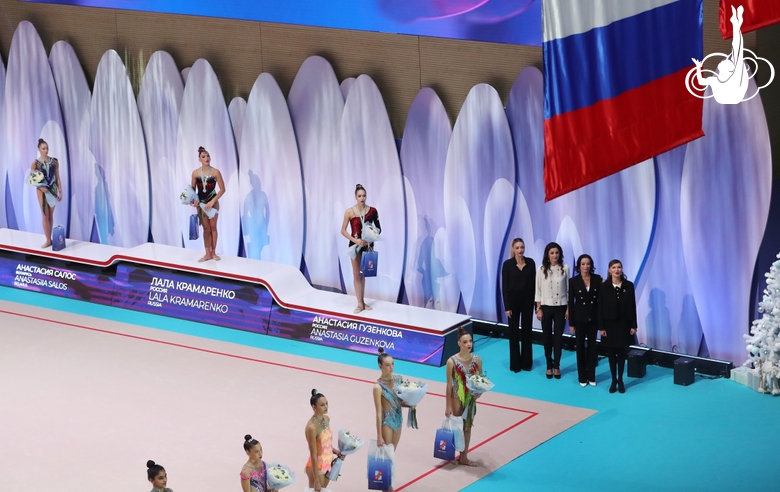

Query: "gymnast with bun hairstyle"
left=340, top=183, right=381, bottom=314
left=190, top=146, right=226, bottom=262
left=240, top=434, right=278, bottom=492
left=146, top=460, right=172, bottom=492
left=30, top=138, right=63, bottom=248
left=445, top=326, right=483, bottom=466
left=305, top=389, right=342, bottom=491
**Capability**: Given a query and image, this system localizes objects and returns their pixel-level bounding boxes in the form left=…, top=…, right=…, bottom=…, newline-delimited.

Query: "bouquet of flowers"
left=465, top=373, right=495, bottom=396
left=338, top=429, right=364, bottom=455
left=179, top=186, right=197, bottom=205
left=180, top=185, right=218, bottom=219
left=395, top=379, right=428, bottom=429
left=27, top=170, right=45, bottom=185
left=265, top=462, right=296, bottom=490
left=327, top=430, right=364, bottom=481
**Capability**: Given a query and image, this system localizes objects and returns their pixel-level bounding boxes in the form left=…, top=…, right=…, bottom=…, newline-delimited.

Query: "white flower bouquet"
left=465, top=373, right=495, bottom=395
left=27, top=170, right=45, bottom=185
left=180, top=186, right=197, bottom=205
left=327, top=430, right=364, bottom=482
left=338, top=429, right=364, bottom=455
left=180, top=185, right=218, bottom=219
left=395, top=380, right=428, bottom=429
left=265, top=462, right=296, bottom=489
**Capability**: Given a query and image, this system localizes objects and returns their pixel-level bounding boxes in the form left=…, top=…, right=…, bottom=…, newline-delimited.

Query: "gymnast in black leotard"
left=190, top=146, right=226, bottom=262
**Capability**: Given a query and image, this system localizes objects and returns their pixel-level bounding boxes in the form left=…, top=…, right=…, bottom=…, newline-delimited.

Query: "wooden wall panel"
left=420, top=37, right=541, bottom=123
left=116, top=10, right=262, bottom=101
left=260, top=22, right=420, bottom=135
left=0, top=1, right=116, bottom=86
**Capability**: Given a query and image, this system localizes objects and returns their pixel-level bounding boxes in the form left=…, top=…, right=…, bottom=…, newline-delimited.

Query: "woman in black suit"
left=568, top=254, right=601, bottom=387
left=501, top=238, right=536, bottom=372
left=598, top=259, right=638, bottom=394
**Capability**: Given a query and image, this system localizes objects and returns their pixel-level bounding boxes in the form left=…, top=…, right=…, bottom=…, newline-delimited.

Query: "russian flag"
left=543, top=0, right=704, bottom=201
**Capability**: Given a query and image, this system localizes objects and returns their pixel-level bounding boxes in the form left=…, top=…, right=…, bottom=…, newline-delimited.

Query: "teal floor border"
left=2, top=286, right=778, bottom=492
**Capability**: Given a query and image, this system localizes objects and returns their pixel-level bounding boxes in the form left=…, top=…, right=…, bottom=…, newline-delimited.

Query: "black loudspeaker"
left=674, top=357, right=695, bottom=386
left=627, top=349, right=648, bottom=378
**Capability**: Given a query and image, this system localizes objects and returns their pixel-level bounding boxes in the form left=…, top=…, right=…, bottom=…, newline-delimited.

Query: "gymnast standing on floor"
left=305, top=389, right=343, bottom=491
left=29, top=138, right=63, bottom=248
left=372, top=348, right=414, bottom=492
left=190, top=146, right=225, bottom=262
left=240, top=435, right=278, bottom=492
left=146, top=460, right=172, bottom=492
left=340, top=184, right=381, bottom=314
left=445, top=327, right=483, bottom=466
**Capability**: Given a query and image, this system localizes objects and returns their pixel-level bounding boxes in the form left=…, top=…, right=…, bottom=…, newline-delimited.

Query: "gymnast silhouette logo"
left=686, top=5, right=774, bottom=104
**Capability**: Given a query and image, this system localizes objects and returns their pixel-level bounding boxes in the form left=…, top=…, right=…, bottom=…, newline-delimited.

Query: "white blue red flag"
left=543, top=0, right=704, bottom=200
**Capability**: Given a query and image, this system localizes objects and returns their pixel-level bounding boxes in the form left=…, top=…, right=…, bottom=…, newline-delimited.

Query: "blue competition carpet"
left=2, top=285, right=778, bottom=492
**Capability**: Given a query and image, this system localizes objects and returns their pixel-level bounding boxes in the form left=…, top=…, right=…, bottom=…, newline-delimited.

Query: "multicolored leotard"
left=348, top=206, right=381, bottom=249
left=305, top=419, right=333, bottom=473
left=32, top=157, right=59, bottom=213
left=451, top=354, right=481, bottom=428
left=150, top=488, right=173, bottom=492
left=377, top=375, right=403, bottom=431
left=240, top=462, right=268, bottom=492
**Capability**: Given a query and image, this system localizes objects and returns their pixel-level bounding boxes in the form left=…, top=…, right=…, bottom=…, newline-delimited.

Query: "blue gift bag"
left=360, top=250, right=378, bottom=277
left=367, top=455, right=392, bottom=490
left=52, top=225, right=66, bottom=251
left=433, top=427, right=456, bottom=461
left=367, top=440, right=393, bottom=490
left=189, top=214, right=199, bottom=240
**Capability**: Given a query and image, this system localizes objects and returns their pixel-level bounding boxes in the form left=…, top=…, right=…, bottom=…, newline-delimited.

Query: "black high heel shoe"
left=618, top=380, right=626, bottom=393
left=546, top=370, right=553, bottom=379
left=553, top=369, right=561, bottom=379
left=609, top=381, right=618, bottom=393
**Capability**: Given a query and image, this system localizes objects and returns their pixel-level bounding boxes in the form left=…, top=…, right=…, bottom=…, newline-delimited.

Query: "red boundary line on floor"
left=0, top=307, right=541, bottom=491
left=0, top=242, right=469, bottom=336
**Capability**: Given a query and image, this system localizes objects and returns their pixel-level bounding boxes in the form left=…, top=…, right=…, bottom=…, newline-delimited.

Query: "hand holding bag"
left=367, top=439, right=394, bottom=490
left=433, top=419, right=457, bottom=461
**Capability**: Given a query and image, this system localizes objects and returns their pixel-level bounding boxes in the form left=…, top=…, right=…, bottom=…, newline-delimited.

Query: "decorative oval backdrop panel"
left=90, top=50, right=150, bottom=247
left=0, top=55, right=7, bottom=228
left=288, top=56, right=345, bottom=290
left=401, top=88, right=458, bottom=312
left=50, top=41, right=94, bottom=241
left=681, top=80, right=772, bottom=364
left=175, top=59, right=240, bottom=256
left=138, top=51, right=184, bottom=247
left=339, top=74, right=406, bottom=303
left=445, top=83, right=515, bottom=320
left=4, top=21, right=69, bottom=234
left=239, top=73, right=304, bottom=267
left=228, top=97, right=247, bottom=151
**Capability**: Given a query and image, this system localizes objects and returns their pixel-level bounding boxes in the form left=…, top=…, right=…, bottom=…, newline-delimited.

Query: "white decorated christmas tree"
left=745, top=253, right=780, bottom=395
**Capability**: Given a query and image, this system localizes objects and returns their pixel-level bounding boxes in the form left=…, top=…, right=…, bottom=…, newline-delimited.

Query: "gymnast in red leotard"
left=340, top=184, right=381, bottom=314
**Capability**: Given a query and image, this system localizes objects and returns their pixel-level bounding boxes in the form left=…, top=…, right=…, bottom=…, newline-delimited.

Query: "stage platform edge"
left=0, top=229, right=471, bottom=366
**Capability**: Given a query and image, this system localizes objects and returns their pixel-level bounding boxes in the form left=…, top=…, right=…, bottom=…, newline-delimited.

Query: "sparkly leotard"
left=195, top=175, right=217, bottom=203
left=451, top=354, right=481, bottom=428
left=348, top=206, right=381, bottom=249
left=305, top=419, right=333, bottom=473
left=377, top=375, right=403, bottom=431
left=240, top=461, right=268, bottom=492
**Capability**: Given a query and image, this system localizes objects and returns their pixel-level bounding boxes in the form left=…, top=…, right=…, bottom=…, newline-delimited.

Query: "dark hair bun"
left=198, top=146, right=206, bottom=154
left=147, top=460, right=156, bottom=468
left=311, top=389, right=318, bottom=396
left=37, top=138, right=47, bottom=147
left=378, top=347, right=385, bottom=354
left=244, top=434, right=252, bottom=441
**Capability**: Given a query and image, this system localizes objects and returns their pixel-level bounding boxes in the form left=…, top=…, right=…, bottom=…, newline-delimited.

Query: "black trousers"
left=606, top=347, right=627, bottom=382
left=541, top=305, right=567, bottom=370
left=508, top=301, right=534, bottom=372
left=574, top=321, right=598, bottom=383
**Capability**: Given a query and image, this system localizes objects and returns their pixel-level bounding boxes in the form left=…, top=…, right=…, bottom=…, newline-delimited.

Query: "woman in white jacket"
left=535, top=242, right=569, bottom=379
